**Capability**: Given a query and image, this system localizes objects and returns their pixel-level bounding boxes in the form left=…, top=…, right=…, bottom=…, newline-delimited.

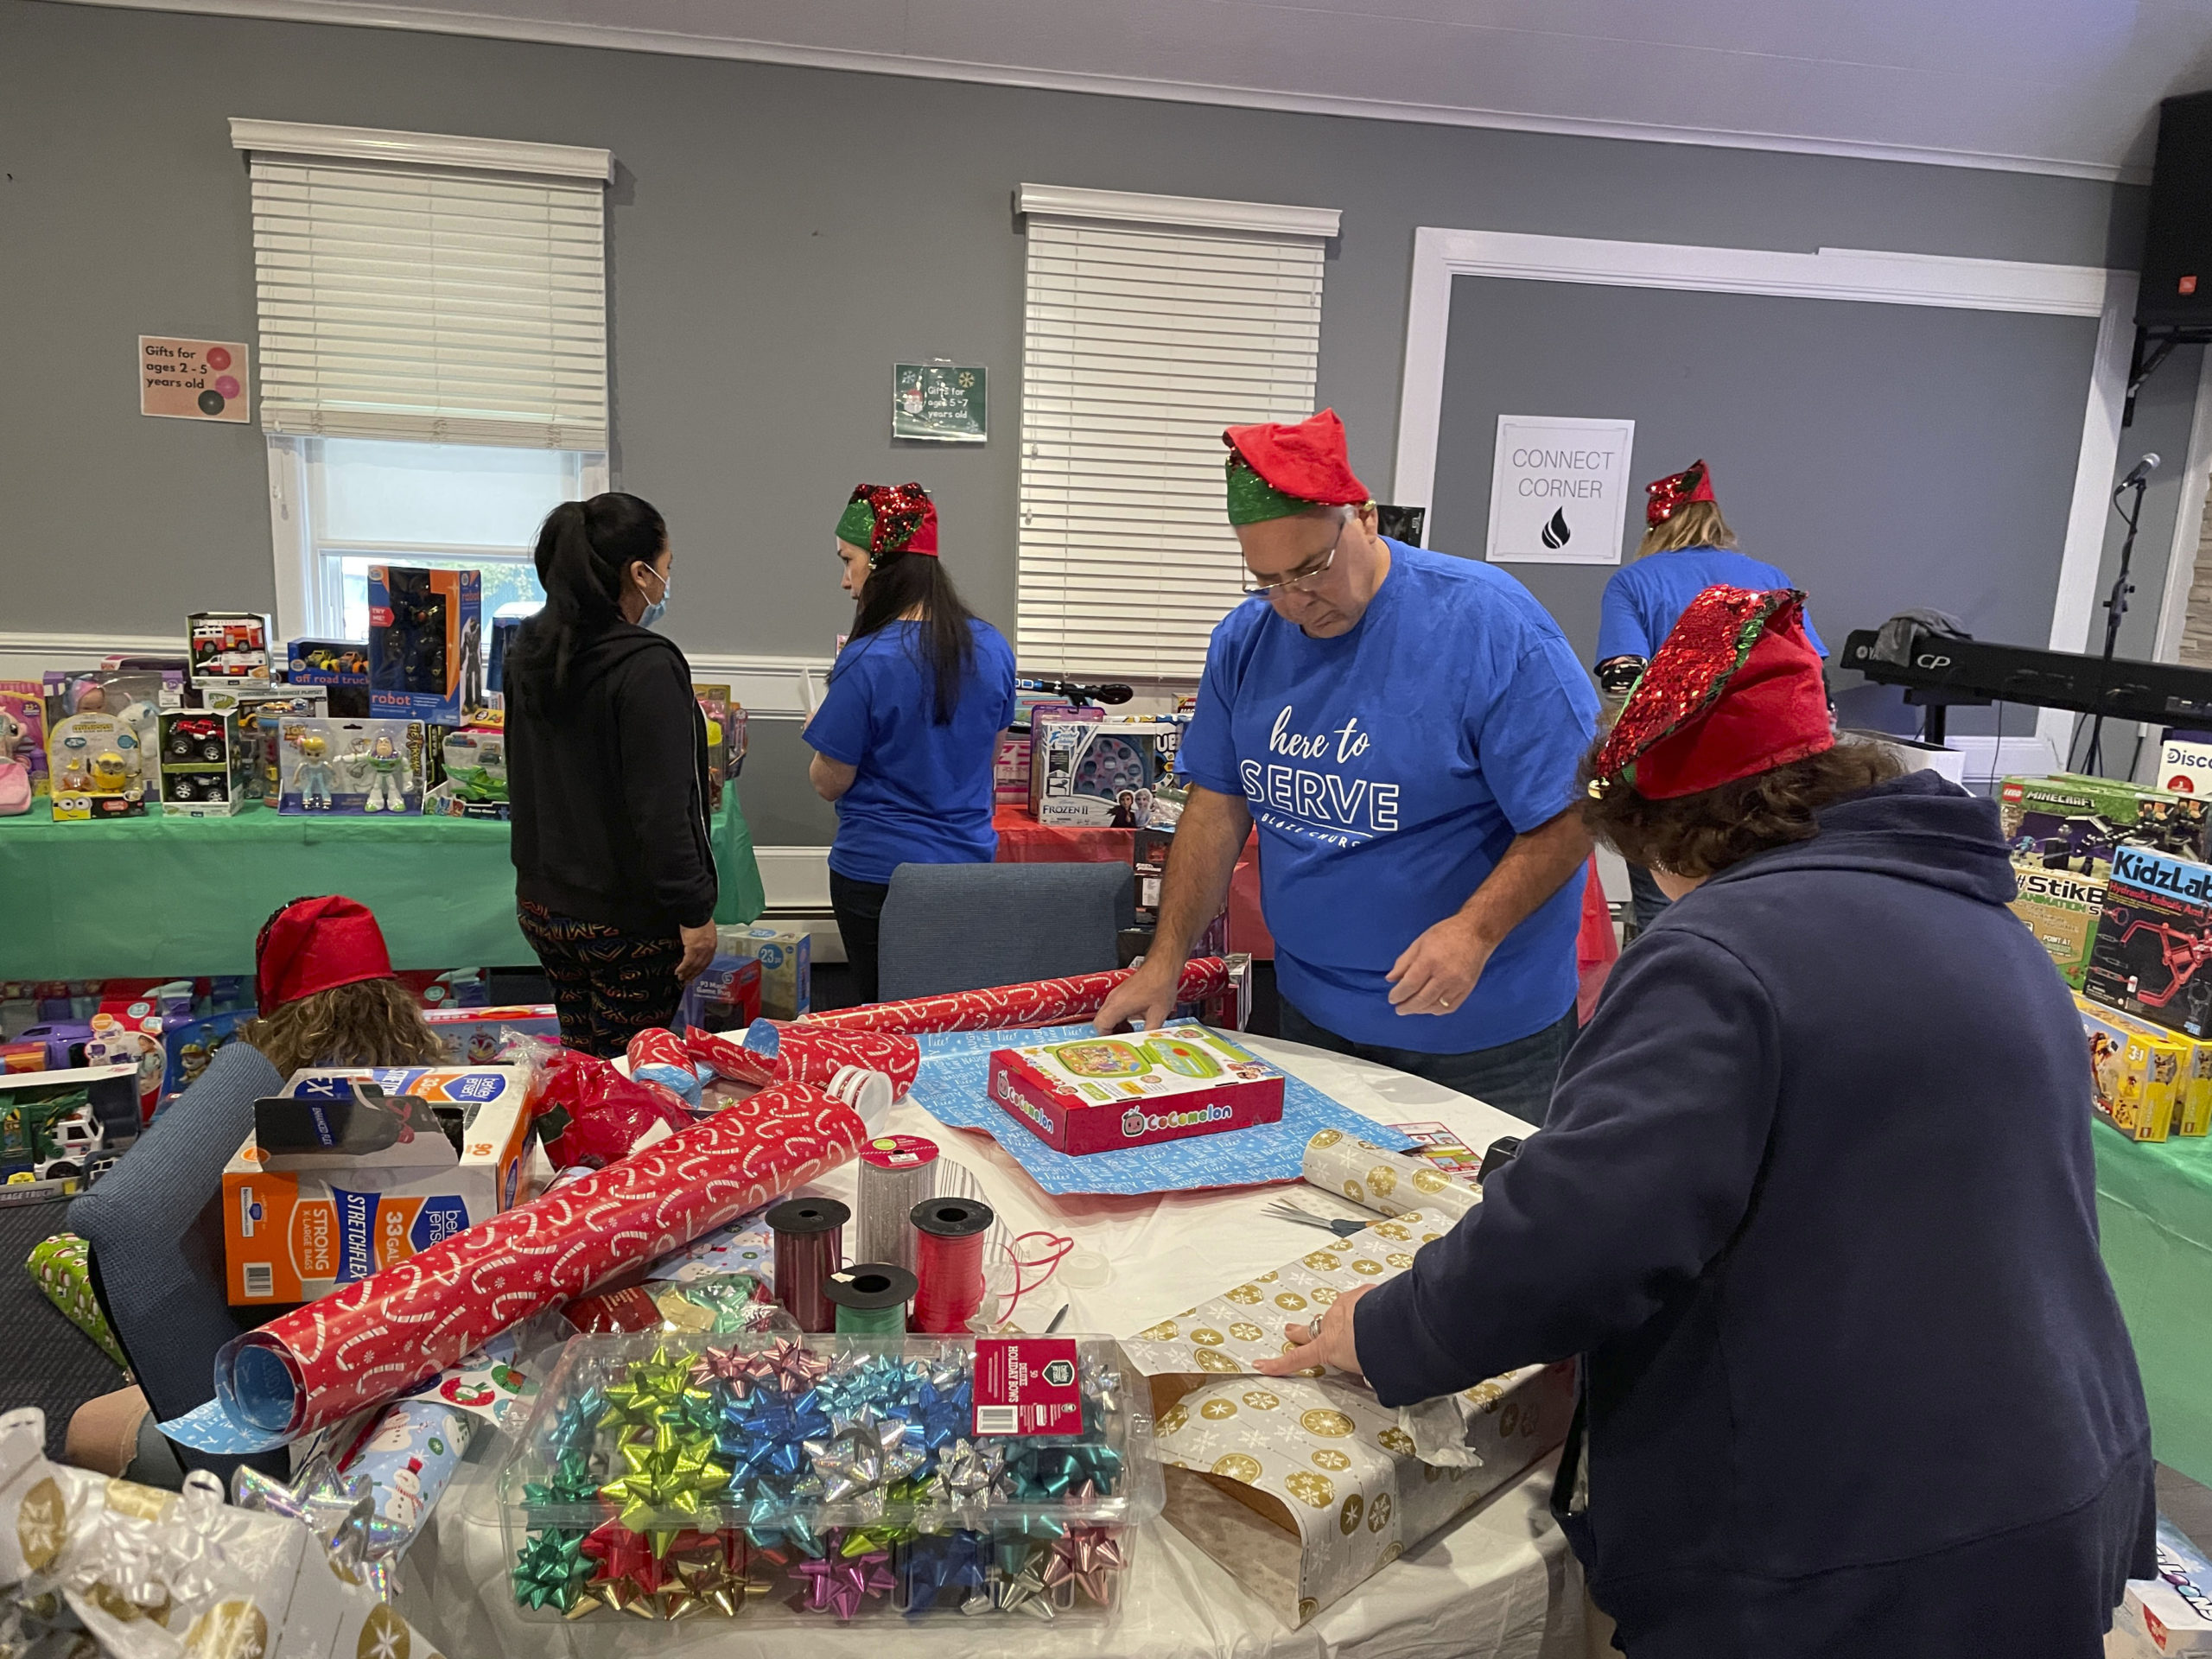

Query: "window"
left=1015, top=185, right=1338, bottom=681
left=230, top=119, right=613, bottom=638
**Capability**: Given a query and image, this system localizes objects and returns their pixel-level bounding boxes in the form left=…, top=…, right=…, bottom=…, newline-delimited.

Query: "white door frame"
left=1389, top=228, right=2133, bottom=752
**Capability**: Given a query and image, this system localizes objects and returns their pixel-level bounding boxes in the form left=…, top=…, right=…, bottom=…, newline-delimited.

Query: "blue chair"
left=875, top=862, right=1135, bottom=1001
left=69, top=1040, right=286, bottom=1478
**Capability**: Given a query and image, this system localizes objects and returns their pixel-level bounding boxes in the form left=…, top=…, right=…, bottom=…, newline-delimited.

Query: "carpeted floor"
left=0, top=1197, right=129, bottom=1458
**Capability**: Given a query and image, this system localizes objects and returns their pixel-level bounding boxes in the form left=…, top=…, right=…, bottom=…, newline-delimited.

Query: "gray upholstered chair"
left=875, top=862, right=1135, bottom=1001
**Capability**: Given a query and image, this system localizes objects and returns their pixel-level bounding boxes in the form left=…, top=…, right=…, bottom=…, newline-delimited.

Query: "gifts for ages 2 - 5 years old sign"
left=1484, top=415, right=1634, bottom=565
left=140, top=336, right=251, bottom=423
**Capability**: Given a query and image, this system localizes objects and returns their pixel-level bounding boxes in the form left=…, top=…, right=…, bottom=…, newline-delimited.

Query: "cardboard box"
left=2086, top=844, right=2212, bottom=1038
left=988, top=1025, right=1283, bottom=1154
left=2075, top=996, right=2212, bottom=1138
left=0, top=1065, right=137, bottom=1179
left=224, top=1071, right=533, bottom=1303
left=186, top=611, right=274, bottom=685
left=2117, top=1516, right=2212, bottom=1656
left=156, top=709, right=255, bottom=817
left=2159, top=739, right=2212, bottom=798
left=1999, top=775, right=2210, bottom=874
left=274, top=715, right=426, bottom=815
left=2010, top=861, right=2106, bottom=988
left=1030, top=714, right=1186, bottom=826
left=368, top=565, right=482, bottom=723
left=717, top=925, right=810, bottom=1020
left=2077, top=995, right=2183, bottom=1142
left=1154, top=1363, right=1575, bottom=1626
left=422, top=1003, right=560, bottom=1064
left=677, top=955, right=764, bottom=1033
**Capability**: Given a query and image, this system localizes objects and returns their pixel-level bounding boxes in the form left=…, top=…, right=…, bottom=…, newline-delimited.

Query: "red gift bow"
left=791, top=958, right=1233, bottom=1034
left=218, top=1081, right=868, bottom=1438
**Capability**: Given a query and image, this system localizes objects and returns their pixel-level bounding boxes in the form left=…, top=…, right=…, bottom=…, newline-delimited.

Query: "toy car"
left=35, top=1106, right=104, bottom=1182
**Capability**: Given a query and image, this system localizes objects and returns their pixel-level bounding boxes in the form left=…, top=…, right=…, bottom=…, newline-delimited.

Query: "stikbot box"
left=988, top=1025, right=1283, bottom=1154
left=2086, top=844, right=2212, bottom=1038
left=2009, top=861, right=2106, bottom=988
left=222, top=1066, right=533, bottom=1304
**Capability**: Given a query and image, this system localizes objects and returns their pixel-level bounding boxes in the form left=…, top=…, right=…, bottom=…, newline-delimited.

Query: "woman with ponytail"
left=504, top=493, right=718, bottom=1055
left=804, top=483, right=1016, bottom=1003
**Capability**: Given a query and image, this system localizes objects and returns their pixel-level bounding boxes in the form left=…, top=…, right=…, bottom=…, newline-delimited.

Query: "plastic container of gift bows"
left=498, top=1330, right=1159, bottom=1624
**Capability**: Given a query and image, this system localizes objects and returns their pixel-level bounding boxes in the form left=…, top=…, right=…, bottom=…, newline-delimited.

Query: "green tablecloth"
left=2095, top=1128, right=2212, bottom=1487
left=0, top=799, right=765, bottom=979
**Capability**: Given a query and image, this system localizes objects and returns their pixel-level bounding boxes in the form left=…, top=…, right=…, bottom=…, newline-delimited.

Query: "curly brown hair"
left=1582, top=738, right=1905, bottom=880
left=245, top=977, right=446, bottom=1079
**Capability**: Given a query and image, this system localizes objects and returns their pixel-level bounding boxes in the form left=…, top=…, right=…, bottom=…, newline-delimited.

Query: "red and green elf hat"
left=836, top=482, right=939, bottom=564
left=1222, top=410, right=1370, bottom=524
left=1644, top=460, right=1718, bottom=528
left=1588, top=585, right=1832, bottom=800
left=254, top=894, right=395, bottom=1016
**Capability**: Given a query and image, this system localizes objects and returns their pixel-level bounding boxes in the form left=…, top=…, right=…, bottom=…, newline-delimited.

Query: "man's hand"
left=1095, top=954, right=1181, bottom=1033
left=1386, top=912, right=1495, bottom=1016
left=1253, top=1283, right=1371, bottom=1378
left=677, top=921, right=719, bottom=983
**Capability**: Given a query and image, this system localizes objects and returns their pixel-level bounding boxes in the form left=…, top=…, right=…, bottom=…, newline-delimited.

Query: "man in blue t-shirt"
left=1095, top=410, right=1599, bottom=1124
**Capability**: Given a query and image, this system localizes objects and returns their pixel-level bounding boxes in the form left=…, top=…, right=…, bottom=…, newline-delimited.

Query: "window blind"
left=1017, top=194, right=1333, bottom=680
left=245, top=153, right=608, bottom=449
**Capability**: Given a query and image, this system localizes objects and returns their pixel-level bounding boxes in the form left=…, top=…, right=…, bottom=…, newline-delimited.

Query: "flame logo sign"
left=1540, top=508, right=1571, bottom=550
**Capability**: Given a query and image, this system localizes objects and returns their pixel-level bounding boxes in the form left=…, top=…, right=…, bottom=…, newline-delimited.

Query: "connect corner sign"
left=1484, top=416, right=1634, bottom=566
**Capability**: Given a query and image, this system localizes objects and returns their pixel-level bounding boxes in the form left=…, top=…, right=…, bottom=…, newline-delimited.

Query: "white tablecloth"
left=398, top=1035, right=1590, bottom=1659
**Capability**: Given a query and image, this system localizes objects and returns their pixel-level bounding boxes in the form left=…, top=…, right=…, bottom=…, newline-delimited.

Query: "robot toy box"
left=45, top=713, right=151, bottom=822
left=2009, top=861, right=2106, bottom=989
left=368, top=565, right=482, bottom=724
left=223, top=1069, right=534, bottom=1304
left=1031, top=713, right=1186, bottom=828
left=2086, top=843, right=2212, bottom=1039
left=2077, top=995, right=2184, bottom=1141
left=988, top=1024, right=1284, bottom=1155
left=186, top=611, right=273, bottom=686
left=156, top=710, right=254, bottom=817
left=1999, top=774, right=2209, bottom=874
left=276, top=716, right=425, bottom=815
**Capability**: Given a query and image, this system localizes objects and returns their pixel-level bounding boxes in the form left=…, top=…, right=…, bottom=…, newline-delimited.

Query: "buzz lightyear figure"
left=364, top=734, right=411, bottom=812
left=295, top=733, right=336, bottom=810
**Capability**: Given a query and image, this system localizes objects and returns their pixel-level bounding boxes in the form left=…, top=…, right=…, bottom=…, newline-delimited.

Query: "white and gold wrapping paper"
left=1298, top=1128, right=1480, bottom=1224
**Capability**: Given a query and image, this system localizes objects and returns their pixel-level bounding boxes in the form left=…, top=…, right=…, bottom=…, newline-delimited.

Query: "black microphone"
left=2121, top=453, right=2162, bottom=489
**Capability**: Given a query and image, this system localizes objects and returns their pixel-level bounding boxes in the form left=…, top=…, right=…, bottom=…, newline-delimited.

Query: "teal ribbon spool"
left=827, top=1262, right=918, bottom=1336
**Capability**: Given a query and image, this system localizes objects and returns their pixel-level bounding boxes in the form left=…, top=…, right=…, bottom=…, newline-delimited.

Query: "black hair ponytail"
left=836, top=552, right=980, bottom=724
left=505, top=493, right=666, bottom=714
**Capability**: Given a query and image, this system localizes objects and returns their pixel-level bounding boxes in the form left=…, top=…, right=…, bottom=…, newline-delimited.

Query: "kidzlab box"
left=2085, top=843, right=2212, bottom=1039
left=222, top=1066, right=532, bottom=1304
left=368, top=565, right=482, bottom=724
left=988, top=1025, right=1283, bottom=1154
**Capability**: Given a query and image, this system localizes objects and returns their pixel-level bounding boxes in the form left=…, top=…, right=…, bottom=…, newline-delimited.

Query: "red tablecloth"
left=993, top=809, right=1619, bottom=1018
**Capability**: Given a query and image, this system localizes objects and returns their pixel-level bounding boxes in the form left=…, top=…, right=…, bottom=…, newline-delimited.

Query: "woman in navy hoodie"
left=1262, top=585, right=2154, bottom=1656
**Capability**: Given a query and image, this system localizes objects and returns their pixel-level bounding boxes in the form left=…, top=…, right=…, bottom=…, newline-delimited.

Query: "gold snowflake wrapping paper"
left=1298, top=1128, right=1481, bottom=1224
left=1151, top=1363, right=1576, bottom=1624
left=0, top=1407, right=444, bottom=1659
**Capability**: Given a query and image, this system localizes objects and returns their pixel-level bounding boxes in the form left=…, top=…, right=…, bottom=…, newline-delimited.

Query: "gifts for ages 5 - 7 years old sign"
left=1484, top=416, right=1634, bottom=565
left=140, top=336, right=250, bottom=423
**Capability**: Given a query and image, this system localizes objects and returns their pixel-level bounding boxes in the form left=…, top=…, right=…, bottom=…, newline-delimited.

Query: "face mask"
left=637, top=566, right=672, bottom=631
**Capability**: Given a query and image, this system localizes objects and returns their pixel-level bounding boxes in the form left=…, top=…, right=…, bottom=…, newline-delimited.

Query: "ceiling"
left=66, top=0, right=2212, bottom=178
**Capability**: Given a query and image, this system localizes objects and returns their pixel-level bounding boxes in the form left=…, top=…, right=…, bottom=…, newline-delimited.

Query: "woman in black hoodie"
left=504, top=493, right=717, bottom=1057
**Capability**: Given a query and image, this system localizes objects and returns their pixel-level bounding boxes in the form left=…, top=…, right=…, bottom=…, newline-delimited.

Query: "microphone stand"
left=2085, top=470, right=2152, bottom=777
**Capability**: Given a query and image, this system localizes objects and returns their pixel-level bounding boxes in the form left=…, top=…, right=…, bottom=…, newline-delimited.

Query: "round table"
left=400, top=1035, right=1590, bottom=1659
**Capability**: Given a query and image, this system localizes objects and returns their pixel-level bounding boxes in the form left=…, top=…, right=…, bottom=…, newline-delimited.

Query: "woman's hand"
left=677, top=922, right=718, bottom=983
left=1253, top=1283, right=1371, bottom=1379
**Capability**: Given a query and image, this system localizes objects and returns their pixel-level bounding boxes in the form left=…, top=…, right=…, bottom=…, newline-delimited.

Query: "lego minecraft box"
left=1998, top=774, right=2209, bottom=875
left=2085, top=843, right=2212, bottom=1039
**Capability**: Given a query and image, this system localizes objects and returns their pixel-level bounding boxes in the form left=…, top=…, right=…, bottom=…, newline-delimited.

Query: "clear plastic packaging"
left=498, top=1331, right=1157, bottom=1624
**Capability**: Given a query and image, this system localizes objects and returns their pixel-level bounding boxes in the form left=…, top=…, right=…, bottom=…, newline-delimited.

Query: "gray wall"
left=0, top=0, right=2168, bottom=828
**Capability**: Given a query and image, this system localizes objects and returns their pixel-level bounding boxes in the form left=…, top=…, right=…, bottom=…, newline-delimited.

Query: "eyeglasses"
left=1240, top=521, right=1345, bottom=598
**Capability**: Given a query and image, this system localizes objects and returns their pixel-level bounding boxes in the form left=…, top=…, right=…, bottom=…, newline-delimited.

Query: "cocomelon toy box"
left=223, top=1069, right=534, bottom=1303
left=988, top=1024, right=1284, bottom=1155
left=2085, top=843, right=2212, bottom=1039
left=275, top=716, right=425, bottom=815
left=369, top=565, right=482, bottom=724
left=1999, top=774, right=2210, bottom=874
left=1029, top=713, right=1187, bottom=828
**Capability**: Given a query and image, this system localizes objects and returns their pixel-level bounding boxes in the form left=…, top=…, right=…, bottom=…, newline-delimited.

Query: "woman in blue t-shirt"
left=1595, top=461, right=1827, bottom=931
left=804, top=483, right=1017, bottom=1003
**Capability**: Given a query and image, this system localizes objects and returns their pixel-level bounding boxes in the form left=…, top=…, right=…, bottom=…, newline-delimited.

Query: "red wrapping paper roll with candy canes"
left=741, top=1020, right=920, bottom=1097
left=792, top=957, right=1235, bottom=1034
left=213, top=1080, right=868, bottom=1439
